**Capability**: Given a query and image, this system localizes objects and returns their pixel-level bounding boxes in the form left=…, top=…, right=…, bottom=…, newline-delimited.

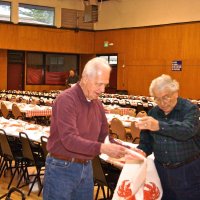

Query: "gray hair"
left=149, top=74, right=179, bottom=96
left=82, top=57, right=111, bottom=78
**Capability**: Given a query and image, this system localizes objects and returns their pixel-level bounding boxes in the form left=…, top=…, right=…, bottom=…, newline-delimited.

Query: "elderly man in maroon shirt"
left=43, top=57, right=127, bottom=200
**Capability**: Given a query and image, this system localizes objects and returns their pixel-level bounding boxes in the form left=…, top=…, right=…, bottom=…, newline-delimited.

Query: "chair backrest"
left=29, top=98, right=37, bottom=105
left=110, top=108, right=121, bottom=115
left=110, top=118, right=126, bottom=141
left=130, top=122, right=141, bottom=144
left=21, top=99, right=27, bottom=103
left=40, top=136, right=48, bottom=159
left=147, top=102, right=154, bottom=112
left=125, top=100, right=132, bottom=108
left=92, top=156, right=108, bottom=187
left=39, top=99, right=45, bottom=106
left=0, top=129, right=14, bottom=160
left=1, top=102, right=10, bottom=119
left=1, top=95, right=8, bottom=101
left=141, top=96, right=148, bottom=103
left=19, top=132, right=35, bottom=163
left=126, top=108, right=136, bottom=117
left=136, top=102, right=144, bottom=113
left=12, top=103, right=23, bottom=119
left=136, top=110, right=147, bottom=118
left=112, top=99, right=119, bottom=105
left=10, top=95, right=17, bottom=102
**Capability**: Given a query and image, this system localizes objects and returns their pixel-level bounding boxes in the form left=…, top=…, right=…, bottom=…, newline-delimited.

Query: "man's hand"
left=125, top=147, right=146, bottom=161
left=135, top=116, right=159, bottom=131
left=100, top=143, right=127, bottom=159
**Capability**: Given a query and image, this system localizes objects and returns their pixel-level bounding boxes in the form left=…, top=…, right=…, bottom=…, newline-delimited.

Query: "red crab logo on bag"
left=117, top=180, right=160, bottom=200
left=144, top=182, right=160, bottom=200
left=117, top=180, right=136, bottom=200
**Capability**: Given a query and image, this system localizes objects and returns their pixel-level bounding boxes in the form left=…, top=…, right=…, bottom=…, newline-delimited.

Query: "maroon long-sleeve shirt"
left=47, top=83, right=109, bottom=160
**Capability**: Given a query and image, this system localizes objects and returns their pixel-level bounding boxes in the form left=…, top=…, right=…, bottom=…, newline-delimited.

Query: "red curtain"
left=27, top=67, right=43, bottom=84
left=45, top=72, right=67, bottom=85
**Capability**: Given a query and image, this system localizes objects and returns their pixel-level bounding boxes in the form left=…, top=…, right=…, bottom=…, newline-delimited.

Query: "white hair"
left=82, top=57, right=111, bottom=78
left=149, top=74, right=179, bottom=96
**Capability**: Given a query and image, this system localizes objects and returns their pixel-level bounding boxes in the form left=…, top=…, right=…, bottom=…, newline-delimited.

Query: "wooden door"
left=7, top=63, right=24, bottom=90
left=106, top=65, right=117, bottom=93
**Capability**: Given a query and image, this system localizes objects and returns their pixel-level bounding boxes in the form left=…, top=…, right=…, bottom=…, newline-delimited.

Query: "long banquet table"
left=0, top=100, right=52, bottom=117
left=0, top=117, right=50, bottom=142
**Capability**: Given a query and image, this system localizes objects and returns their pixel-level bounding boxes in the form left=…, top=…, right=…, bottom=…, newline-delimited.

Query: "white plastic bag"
left=112, top=149, right=162, bottom=200
left=103, top=136, right=162, bottom=200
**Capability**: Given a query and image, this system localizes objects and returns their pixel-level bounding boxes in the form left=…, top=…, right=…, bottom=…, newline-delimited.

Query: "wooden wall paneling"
left=94, top=22, right=200, bottom=99
left=165, top=59, right=200, bottom=99
left=117, top=64, right=128, bottom=90
left=153, top=26, right=182, bottom=60
left=1, top=22, right=200, bottom=98
left=25, top=85, right=66, bottom=92
left=0, top=23, right=94, bottom=53
left=0, top=23, right=95, bottom=92
left=0, top=49, right=7, bottom=90
left=117, top=52, right=127, bottom=90
left=79, top=54, right=95, bottom=76
left=75, top=31, right=95, bottom=53
left=127, top=64, right=166, bottom=96
left=179, top=66, right=200, bottom=99
left=165, top=65, right=200, bottom=99
left=94, top=30, right=123, bottom=54
left=0, top=24, right=17, bottom=50
left=181, top=23, right=200, bottom=59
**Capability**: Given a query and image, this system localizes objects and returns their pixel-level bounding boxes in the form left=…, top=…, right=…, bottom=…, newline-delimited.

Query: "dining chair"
left=126, top=108, right=136, bottom=117
left=110, top=118, right=127, bottom=141
left=136, top=102, right=145, bottom=114
left=28, top=98, right=37, bottom=105
left=110, top=108, right=121, bottom=115
left=38, top=136, right=48, bottom=196
left=39, top=99, right=45, bottom=106
left=93, top=156, right=120, bottom=200
left=125, top=100, right=132, bottom=108
left=17, top=132, right=45, bottom=196
left=5, top=187, right=26, bottom=200
left=10, top=95, right=17, bottom=102
left=1, top=102, right=12, bottom=119
left=136, top=110, right=147, bottom=118
left=146, top=102, right=154, bottom=112
left=0, top=129, right=25, bottom=189
left=40, top=136, right=48, bottom=159
left=130, top=122, right=141, bottom=144
left=1, top=95, right=8, bottom=101
left=112, top=99, right=120, bottom=105
left=12, top=103, right=25, bottom=120
left=18, top=97, right=27, bottom=103
left=141, top=96, right=148, bottom=103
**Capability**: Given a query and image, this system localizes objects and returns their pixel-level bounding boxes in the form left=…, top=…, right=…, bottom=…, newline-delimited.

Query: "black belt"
left=156, top=153, right=200, bottom=169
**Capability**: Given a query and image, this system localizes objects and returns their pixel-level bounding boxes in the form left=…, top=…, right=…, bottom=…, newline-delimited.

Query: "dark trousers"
left=155, top=158, right=200, bottom=200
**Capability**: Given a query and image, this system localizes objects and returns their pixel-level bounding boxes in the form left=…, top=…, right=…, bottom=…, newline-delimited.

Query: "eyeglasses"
left=154, top=94, right=172, bottom=104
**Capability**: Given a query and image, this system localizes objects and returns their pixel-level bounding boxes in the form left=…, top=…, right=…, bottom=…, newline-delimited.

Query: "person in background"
left=136, top=74, right=200, bottom=200
left=43, top=57, right=128, bottom=200
left=66, top=69, right=79, bottom=87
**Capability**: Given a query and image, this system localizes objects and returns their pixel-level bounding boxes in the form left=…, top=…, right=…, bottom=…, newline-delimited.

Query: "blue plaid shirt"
left=138, top=97, right=200, bottom=164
